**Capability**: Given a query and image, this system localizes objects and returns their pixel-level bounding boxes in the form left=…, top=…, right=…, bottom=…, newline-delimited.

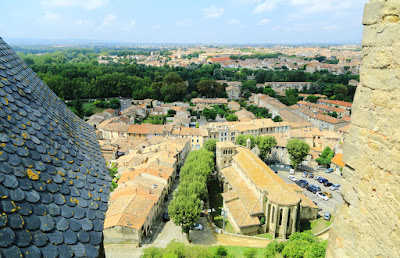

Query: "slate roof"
left=0, top=37, right=111, bottom=257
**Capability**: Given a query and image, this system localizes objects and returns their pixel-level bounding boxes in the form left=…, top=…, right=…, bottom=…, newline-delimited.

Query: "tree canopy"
left=286, top=139, right=310, bottom=169
left=236, top=134, right=256, bottom=149
left=256, top=136, right=277, bottom=161
left=315, top=147, right=334, bottom=166
left=168, top=148, right=214, bottom=241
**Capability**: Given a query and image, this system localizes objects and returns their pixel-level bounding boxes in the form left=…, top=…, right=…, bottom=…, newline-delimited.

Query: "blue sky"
left=0, top=0, right=368, bottom=44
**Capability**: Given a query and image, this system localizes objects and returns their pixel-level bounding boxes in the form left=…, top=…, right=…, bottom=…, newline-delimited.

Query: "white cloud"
left=253, top=0, right=279, bottom=13
left=121, top=20, right=136, bottom=31
left=101, top=14, right=117, bottom=27
left=231, top=0, right=261, bottom=6
left=176, top=19, right=192, bottom=27
left=42, top=11, right=61, bottom=21
left=75, top=19, right=91, bottom=25
left=323, top=24, right=339, bottom=30
left=289, top=0, right=353, bottom=14
left=152, top=24, right=162, bottom=30
left=258, top=18, right=271, bottom=26
left=203, top=5, right=224, bottom=19
left=227, top=19, right=240, bottom=25
left=41, top=0, right=109, bottom=10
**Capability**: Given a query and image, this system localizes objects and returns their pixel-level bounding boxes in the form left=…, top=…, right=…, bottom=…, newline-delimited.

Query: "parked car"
left=314, top=176, right=321, bottom=181
left=288, top=175, right=297, bottom=181
left=302, top=172, right=308, bottom=178
left=330, top=184, right=341, bottom=191
left=326, top=168, right=334, bottom=173
left=296, top=180, right=308, bottom=188
left=317, top=192, right=329, bottom=201
left=311, top=184, right=321, bottom=192
left=289, top=168, right=295, bottom=175
left=322, top=191, right=332, bottom=198
left=308, top=173, right=314, bottom=178
left=193, top=223, right=203, bottom=230
left=324, top=181, right=333, bottom=187
left=306, top=184, right=320, bottom=193
left=299, top=179, right=309, bottom=187
left=162, top=213, right=170, bottom=222
left=317, top=165, right=325, bottom=170
left=324, top=212, right=331, bottom=221
left=319, top=178, right=328, bottom=184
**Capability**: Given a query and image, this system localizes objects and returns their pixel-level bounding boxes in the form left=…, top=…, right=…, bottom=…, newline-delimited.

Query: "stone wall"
left=326, top=1, right=400, bottom=257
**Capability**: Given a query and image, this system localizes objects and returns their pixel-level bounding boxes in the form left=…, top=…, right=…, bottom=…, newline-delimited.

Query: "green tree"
left=244, top=248, right=257, bottom=258
left=272, top=115, right=283, bottom=122
left=286, top=139, right=310, bottom=169
left=236, top=134, right=256, bottom=149
left=226, top=113, right=238, bottom=121
left=215, top=246, right=228, bottom=257
left=306, top=95, right=319, bottom=103
left=197, top=79, right=224, bottom=98
left=282, top=231, right=326, bottom=258
left=203, top=139, right=217, bottom=154
left=263, top=86, right=276, bottom=97
left=164, top=72, right=183, bottom=84
left=169, top=194, right=202, bottom=242
left=265, top=240, right=285, bottom=258
left=315, top=147, right=334, bottom=166
left=257, top=136, right=277, bottom=161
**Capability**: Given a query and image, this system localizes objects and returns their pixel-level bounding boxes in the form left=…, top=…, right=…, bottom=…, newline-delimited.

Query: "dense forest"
left=18, top=49, right=359, bottom=103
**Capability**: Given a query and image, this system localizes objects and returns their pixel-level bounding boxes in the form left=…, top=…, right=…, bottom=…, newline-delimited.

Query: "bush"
left=265, top=240, right=285, bottom=258
left=162, top=241, right=186, bottom=257
left=142, top=247, right=162, bottom=258
left=215, top=246, right=228, bottom=257
left=244, top=248, right=257, bottom=258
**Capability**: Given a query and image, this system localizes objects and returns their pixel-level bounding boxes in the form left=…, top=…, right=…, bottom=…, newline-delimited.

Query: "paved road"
left=277, top=168, right=343, bottom=216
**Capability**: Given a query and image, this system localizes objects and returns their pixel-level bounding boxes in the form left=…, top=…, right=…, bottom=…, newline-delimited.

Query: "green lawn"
left=208, top=246, right=265, bottom=258
left=82, top=102, right=106, bottom=115
left=301, top=217, right=332, bottom=234
left=255, top=233, right=273, bottom=239
left=142, top=115, right=166, bottom=125
left=208, top=179, right=235, bottom=234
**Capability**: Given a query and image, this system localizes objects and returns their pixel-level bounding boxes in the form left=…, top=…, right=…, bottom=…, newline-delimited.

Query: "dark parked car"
left=162, top=213, right=170, bottom=222
left=319, top=178, right=328, bottom=184
left=298, top=179, right=309, bottom=187
left=306, top=185, right=319, bottom=193
left=324, top=181, right=333, bottom=187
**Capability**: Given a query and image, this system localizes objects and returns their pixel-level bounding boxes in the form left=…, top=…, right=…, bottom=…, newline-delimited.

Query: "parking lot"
left=276, top=166, right=343, bottom=216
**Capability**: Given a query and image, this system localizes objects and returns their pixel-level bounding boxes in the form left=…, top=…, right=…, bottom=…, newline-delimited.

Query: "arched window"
left=279, top=209, right=283, bottom=225
left=287, top=210, right=291, bottom=229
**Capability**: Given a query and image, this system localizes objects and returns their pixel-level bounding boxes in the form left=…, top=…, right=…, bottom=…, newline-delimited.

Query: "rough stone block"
left=362, top=23, right=400, bottom=47
left=360, top=68, right=400, bottom=91
left=363, top=2, right=384, bottom=25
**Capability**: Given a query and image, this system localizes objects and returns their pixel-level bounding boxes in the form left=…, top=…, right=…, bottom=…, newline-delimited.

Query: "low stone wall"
left=208, top=217, right=330, bottom=242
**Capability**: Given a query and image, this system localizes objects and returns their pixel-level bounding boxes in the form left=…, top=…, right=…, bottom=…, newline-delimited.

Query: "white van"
left=289, top=168, right=295, bottom=175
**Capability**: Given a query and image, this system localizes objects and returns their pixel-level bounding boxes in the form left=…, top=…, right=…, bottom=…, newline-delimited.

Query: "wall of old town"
left=326, top=1, right=400, bottom=257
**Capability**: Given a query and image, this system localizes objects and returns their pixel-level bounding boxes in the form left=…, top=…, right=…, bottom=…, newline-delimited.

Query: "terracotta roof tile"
left=331, top=153, right=345, bottom=167
left=232, top=147, right=300, bottom=206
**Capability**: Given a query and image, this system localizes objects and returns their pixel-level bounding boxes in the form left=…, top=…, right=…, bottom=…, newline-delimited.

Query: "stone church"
left=216, top=140, right=318, bottom=238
